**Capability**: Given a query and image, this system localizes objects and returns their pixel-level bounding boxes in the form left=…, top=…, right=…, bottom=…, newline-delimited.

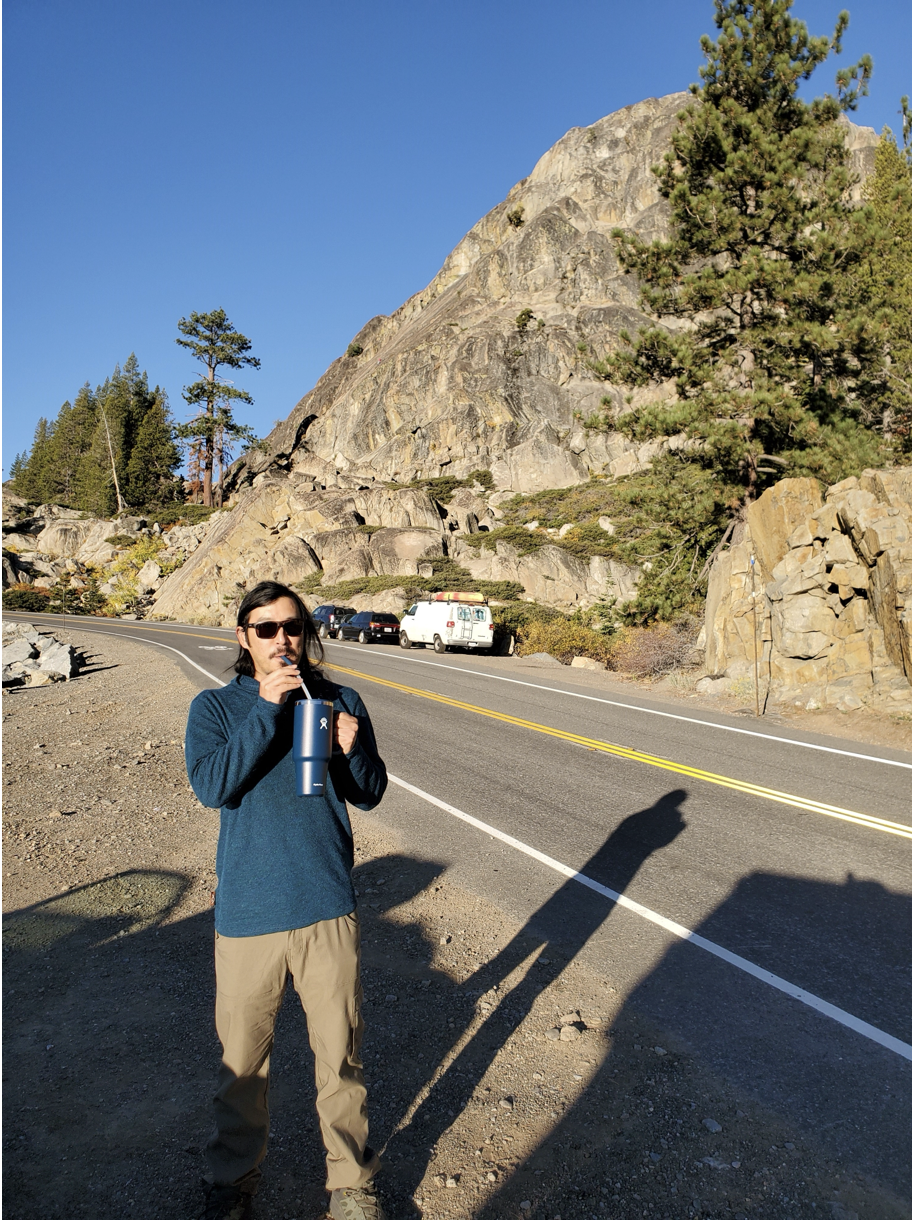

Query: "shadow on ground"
left=4, top=800, right=911, bottom=1220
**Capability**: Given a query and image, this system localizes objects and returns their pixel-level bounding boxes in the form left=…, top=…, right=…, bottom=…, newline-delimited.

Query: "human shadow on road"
left=480, top=868, right=912, bottom=1220
left=378, top=788, right=688, bottom=1212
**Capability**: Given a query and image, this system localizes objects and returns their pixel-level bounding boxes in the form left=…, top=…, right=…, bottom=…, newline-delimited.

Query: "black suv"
left=337, top=611, right=400, bottom=643
left=311, top=604, right=356, bottom=639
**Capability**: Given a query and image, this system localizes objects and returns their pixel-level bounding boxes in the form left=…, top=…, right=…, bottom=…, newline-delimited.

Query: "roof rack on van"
left=428, top=590, right=488, bottom=604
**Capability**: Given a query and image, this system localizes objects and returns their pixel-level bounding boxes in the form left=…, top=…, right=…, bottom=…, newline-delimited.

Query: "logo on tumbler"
left=320, top=718, right=328, bottom=730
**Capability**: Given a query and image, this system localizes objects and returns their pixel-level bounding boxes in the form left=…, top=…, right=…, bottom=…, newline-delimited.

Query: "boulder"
left=38, top=640, right=78, bottom=679
left=442, top=488, right=494, bottom=535
left=2, top=638, right=37, bottom=666
left=490, top=430, right=589, bottom=495
left=570, top=656, right=606, bottom=671
left=3, top=531, right=42, bottom=550
left=745, top=478, right=823, bottom=575
left=347, top=588, right=410, bottom=616
left=368, top=528, right=444, bottom=577
left=136, top=560, right=162, bottom=594
left=311, top=529, right=374, bottom=583
left=704, top=466, right=912, bottom=711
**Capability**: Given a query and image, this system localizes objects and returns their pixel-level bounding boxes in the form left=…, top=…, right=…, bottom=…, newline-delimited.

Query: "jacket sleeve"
left=185, top=690, right=286, bottom=809
left=331, top=692, right=388, bottom=811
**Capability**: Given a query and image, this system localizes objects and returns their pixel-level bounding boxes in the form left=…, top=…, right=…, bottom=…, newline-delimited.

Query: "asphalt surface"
left=11, top=611, right=912, bottom=1202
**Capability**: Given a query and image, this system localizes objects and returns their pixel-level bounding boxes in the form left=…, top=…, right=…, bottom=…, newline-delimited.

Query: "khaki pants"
left=207, top=912, right=380, bottom=1192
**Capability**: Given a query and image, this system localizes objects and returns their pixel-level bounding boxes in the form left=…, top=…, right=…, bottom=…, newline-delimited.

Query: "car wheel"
left=318, top=623, right=328, bottom=639
left=400, top=632, right=411, bottom=649
left=433, top=634, right=447, bottom=654
left=358, top=630, right=369, bottom=644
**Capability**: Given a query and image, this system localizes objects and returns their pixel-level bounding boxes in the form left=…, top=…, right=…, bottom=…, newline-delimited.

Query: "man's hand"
left=335, top=710, right=359, bottom=755
left=258, top=664, right=304, bottom=705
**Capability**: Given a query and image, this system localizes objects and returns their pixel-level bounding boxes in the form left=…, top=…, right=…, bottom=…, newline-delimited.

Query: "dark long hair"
left=232, top=581, right=324, bottom=679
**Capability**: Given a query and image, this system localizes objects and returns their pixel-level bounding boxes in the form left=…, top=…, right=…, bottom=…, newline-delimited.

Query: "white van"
left=398, top=591, right=495, bottom=653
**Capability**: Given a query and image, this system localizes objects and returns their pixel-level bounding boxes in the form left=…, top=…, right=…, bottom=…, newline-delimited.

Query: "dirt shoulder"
left=2, top=630, right=907, bottom=1220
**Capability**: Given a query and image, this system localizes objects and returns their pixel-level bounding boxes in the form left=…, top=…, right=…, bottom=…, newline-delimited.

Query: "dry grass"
left=609, top=623, right=697, bottom=678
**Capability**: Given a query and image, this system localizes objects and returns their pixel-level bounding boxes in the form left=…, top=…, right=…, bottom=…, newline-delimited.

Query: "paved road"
left=12, top=612, right=912, bottom=1200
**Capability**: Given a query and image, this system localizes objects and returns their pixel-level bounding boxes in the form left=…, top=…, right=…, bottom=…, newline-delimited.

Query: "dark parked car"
left=337, top=611, right=401, bottom=643
left=311, top=604, right=356, bottom=639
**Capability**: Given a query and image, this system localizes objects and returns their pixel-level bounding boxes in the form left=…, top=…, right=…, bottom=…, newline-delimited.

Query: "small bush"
left=516, top=617, right=614, bottom=665
left=46, top=578, right=83, bottom=614
left=3, top=586, right=49, bottom=612
left=515, top=308, right=535, bottom=334
left=158, top=555, right=185, bottom=577
left=506, top=205, right=525, bottom=228
left=474, top=580, right=524, bottom=601
left=160, top=503, right=221, bottom=529
left=346, top=342, right=364, bottom=358
left=609, top=623, right=697, bottom=677
left=460, top=525, right=546, bottom=556
left=111, top=536, right=164, bottom=574
left=301, top=556, right=525, bottom=607
left=105, top=534, right=138, bottom=547
left=295, top=572, right=324, bottom=595
left=466, top=469, right=494, bottom=491
left=79, top=575, right=109, bottom=616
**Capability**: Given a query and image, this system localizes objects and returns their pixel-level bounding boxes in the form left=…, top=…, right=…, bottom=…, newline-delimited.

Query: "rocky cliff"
left=226, top=95, right=873, bottom=498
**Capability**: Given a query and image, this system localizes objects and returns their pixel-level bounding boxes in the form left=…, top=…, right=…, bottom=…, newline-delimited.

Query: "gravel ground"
left=2, top=629, right=908, bottom=1221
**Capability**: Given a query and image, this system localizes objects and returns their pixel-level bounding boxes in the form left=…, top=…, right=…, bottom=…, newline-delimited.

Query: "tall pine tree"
left=44, top=385, right=98, bottom=505
left=598, top=0, right=886, bottom=511
left=125, top=389, right=182, bottom=507
left=860, top=123, right=912, bottom=451
left=14, top=418, right=54, bottom=503
left=175, top=308, right=261, bottom=507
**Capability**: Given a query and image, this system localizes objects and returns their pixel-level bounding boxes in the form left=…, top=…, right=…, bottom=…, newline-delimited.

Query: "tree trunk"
left=202, top=366, right=216, bottom=508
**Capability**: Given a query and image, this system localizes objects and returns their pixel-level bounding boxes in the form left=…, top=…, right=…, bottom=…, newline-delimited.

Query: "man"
left=185, top=581, right=387, bottom=1221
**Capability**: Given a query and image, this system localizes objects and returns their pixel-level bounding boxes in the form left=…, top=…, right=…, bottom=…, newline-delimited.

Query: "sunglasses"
left=244, top=618, right=305, bottom=640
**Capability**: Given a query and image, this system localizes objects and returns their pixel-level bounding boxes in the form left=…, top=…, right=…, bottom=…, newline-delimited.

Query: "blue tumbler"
left=293, top=698, right=335, bottom=796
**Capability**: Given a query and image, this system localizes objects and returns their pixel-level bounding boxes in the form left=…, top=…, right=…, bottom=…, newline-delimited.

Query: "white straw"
left=281, top=655, right=311, bottom=699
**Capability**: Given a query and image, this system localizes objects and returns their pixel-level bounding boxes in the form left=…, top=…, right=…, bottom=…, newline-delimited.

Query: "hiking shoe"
left=329, top=1180, right=384, bottom=1220
left=200, top=1183, right=255, bottom=1220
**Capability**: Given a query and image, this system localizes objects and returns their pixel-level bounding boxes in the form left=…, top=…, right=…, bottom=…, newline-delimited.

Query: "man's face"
left=236, top=596, right=305, bottom=681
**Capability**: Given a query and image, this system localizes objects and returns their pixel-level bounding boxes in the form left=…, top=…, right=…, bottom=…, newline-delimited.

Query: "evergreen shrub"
left=3, top=587, right=49, bottom=612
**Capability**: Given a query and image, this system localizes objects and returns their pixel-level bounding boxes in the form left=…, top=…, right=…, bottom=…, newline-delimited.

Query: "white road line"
left=326, top=642, right=912, bottom=770
left=43, top=623, right=228, bottom=687
left=388, top=773, right=912, bottom=1064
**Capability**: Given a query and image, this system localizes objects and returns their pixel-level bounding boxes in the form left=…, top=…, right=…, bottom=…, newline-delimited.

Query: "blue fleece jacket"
left=185, top=673, right=387, bottom=937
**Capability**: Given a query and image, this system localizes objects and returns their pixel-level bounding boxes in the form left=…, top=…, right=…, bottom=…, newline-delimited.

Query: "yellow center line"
left=327, top=663, right=912, bottom=841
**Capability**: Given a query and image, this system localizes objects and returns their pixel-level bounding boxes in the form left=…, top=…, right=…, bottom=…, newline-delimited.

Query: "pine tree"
left=598, top=0, right=885, bottom=511
left=44, top=385, right=98, bottom=505
left=175, top=308, right=261, bottom=507
left=8, top=453, right=27, bottom=485
left=76, top=414, right=120, bottom=518
left=15, top=418, right=54, bottom=503
left=860, top=124, right=912, bottom=452
left=125, top=389, right=182, bottom=507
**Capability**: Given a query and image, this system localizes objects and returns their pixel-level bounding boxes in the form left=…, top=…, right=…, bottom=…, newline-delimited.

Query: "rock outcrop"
left=149, top=480, right=451, bottom=624
left=2, top=621, right=80, bottom=687
left=702, top=470, right=912, bottom=714
left=224, top=95, right=877, bottom=499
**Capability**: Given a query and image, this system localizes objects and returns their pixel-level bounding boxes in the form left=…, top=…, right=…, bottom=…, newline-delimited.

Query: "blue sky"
left=4, top=0, right=910, bottom=475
